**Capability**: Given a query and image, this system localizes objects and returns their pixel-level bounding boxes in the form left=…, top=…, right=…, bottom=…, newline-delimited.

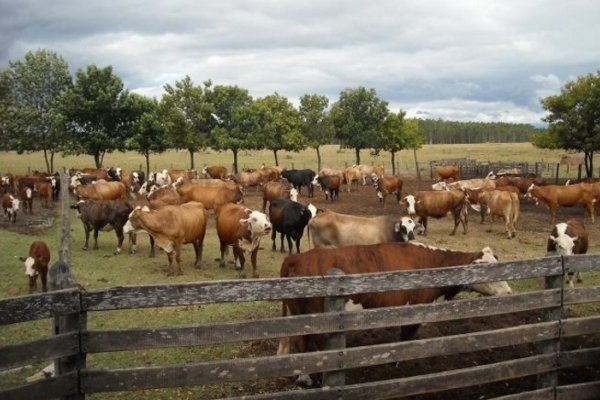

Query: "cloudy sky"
left=1, top=0, right=599, bottom=125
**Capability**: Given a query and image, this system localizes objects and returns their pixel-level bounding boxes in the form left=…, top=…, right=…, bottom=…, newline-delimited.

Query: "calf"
left=403, top=190, right=468, bottom=236
left=372, top=174, right=403, bottom=206
left=20, top=185, right=33, bottom=214
left=313, top=174, right=341, bottom=201
left=547, top=220, right=589, bottom=288
left=2, top=192, right=20, bottom=222
left=19, top=241, right=50, bottom=293
left=269, top=199, right=314, bottom=254
left=216, top=203, right=272, bottom=278
left=280, top=169, right=315, bottom=197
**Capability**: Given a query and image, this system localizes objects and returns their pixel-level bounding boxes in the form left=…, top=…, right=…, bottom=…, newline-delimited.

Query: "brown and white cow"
left=147, top=185, right=181, bottom=209
left=308, top=210, right=416, bottom=248
left=74, top=181, right=127, bottom=201
left=262, top=181, right=298, bottom=212
left=278, top=242, right=511, bottom=386
left=372, top=174, right=403, bottom=206
left=2, top=192, right=20, bottom=222
left=312, top=174, right=341, bottom=202
left=402, top=190, right=468, bottom=236
left=202, top=165, right=228, bottom=179
left=432, top=178, right=496, bottom=191
left=215, top=203, right=272, bottom=278
left=433, top=165, right=460, bottom=182
left=355, top=164, right=385, bottom=185
left=525, top=183, right=596, bottom=224
left=547, top=220, right=589, bottom=288
left=124, top=202, right=208, bottom=276
left=78, top=168, right=110, bottom=181
left=20, top=241, right=50, bottom=293
left=19, top=185, right=33, bottom=214
left=177, top=182, right=243, bottom=210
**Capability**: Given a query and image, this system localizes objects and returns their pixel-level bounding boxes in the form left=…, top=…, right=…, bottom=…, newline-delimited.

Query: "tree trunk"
left=413, top=148, right=421, bottom=180
left=145, top=151, right=151, bottom=176
left=189, top=149, right=195, bottom=170
left=232, top=148, right=239, bottom=174
left=273, top=149, right=279, bottom=166
left=43, top=149, right=51, bottom=173
left=391, top=151, right=396, bottom=175
left=355, top=148, right=361, bottom=165
left=94, top=152, right=101, bottom=169
left=585, top=151, right=594, bottom=177
left=316, top=146, right=322, bottom=172
left=50, top=151, right=55, bottom=174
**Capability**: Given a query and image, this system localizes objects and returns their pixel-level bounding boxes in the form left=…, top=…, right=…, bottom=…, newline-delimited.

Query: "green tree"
left=125, top=94, right=169, bottom=175
left=255, top=93, right=304, bottom=166
left=535, top=71, right=600, bottom=177
left=59, top=65, right=133, bottom=168
left=299, top=94, right=334, bottom=171
left=404, top=118, right=424, bottom=179
left=330, top=87, right=389, bottom=164
left=1, top=49, right=72, bottom=172
left=208, top=85, right=254, bottom=173
left=381, top=110, right=408, bottom=174
left=162, top=76, right=213, bottom=169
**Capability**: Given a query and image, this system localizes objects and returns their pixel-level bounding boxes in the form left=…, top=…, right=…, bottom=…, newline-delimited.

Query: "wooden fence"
left=1, top=253, right=599, bottom=399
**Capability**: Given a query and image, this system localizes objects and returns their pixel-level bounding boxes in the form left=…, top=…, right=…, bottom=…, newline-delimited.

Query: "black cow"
left=314, top=174, right=341, bottom=202
left=280, top=169, right=315, bottom=198
left=269, top=199, right=314, bottom=254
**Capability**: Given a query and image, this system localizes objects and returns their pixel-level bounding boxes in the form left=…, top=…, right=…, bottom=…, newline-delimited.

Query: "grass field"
left=1, top=143, right=599, bottom=399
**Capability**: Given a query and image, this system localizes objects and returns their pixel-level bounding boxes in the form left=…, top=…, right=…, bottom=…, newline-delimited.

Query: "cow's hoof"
left=82, top=247, right=88, bottom=251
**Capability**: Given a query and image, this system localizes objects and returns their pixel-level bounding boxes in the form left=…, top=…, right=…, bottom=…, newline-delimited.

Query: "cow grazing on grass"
left=280, top=169, right=315, bottom=197
left=202, top=165, right=228, bottom=179
left=268, top=199, right=314, bottom=254
left=525, top=183, right=596, bottom=224
left=547, top=220, right=589, bottom=288
left=313, top=174, right=341, bottom=202
left=278, top=242, right=512, bottom=386
left=434, top=165, right=460, bottom=182
left=2, top=192, right=20, bottom=222
left=124, top=202, right=208, bottom=276
left=177, top=182, right=243, bottom=210
left=74, top=181, right=127, bottom=201
left=308, top=210, right=416, bottom=248
left=71, top=199, right=136, bottom=254
left=19, top=241, right=50, bottom=293
left=215, top=203, right=272, bottom=278
left=372, top=174, right=403, bottom=206
left=403, top=190, right=468, bottom=236
left=262, top=181, right=298, bottom=212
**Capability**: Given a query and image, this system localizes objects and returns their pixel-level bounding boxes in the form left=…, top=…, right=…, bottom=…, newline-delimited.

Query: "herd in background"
left=1, top=160, right=594, bottom=296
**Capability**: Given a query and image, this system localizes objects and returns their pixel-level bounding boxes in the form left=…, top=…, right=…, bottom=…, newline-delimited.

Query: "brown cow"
left=19, top=185, right=34, bottom=214
left=228, top=170, right=264, bottom=191
left=355, top=164, right=384, bottom=185
left=372, top=174, right=403, bottom=206
left=258, top=166, right=281, bottom=183
left=547, top=220, right=589, bottom=288
left=124, top=202, right=208, bottom=276
left=74, top=181, right=127, bottom=201
left=168, top=169, right=197, bottom=183
left=35, top=181, right=53, bottom=209
left=2, top=192, right=20, bottom=222
left=308, top=210, right=416, bottom=248
left=202, top=165, right=228, bottom=179
left=261, top=181, right=298, bottom=212
left=343, top=166, right=361, bottom=192
left=147, top=185, right=181, bottom=209
left=500, top=176, right=546, bottom=195
left=525, top=183, right=596, bottom=223
left=177, top=182, right=243, bottom=210
left=313, top=174, right=341, bottom=202
left=434, top=165, right=460, bottom=182
left=20, top=241, right=51, bottom=293
left=278, top=242, right=512, bottom=386
left=215, top=203, right=272, bottom=278
left=402, top=190, right=468, bottom=235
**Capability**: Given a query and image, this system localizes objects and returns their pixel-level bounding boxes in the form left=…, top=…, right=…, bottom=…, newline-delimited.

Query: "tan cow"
left=74, top=181, right=127, bottom=201
left=261, top=181, right=298, bottom=212
left=355, top=164, right=385, bottom=185
left=478, top=190, right=520, bottom=239
left=202, top=165, right=228, bottom=179
left=343, top=166, right=361, bottom=192
left=434, top=165, right=460, bottom=182
left=177, top=182, right=243, bottom=210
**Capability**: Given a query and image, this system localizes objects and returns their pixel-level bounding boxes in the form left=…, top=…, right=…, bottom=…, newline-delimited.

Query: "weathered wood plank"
left=559, top=347, right=600, bottom=369
left=0, top=333, right=78, bottom=371
left=488, top=387, right=554, bottom=400
left=0, top=288, right=80, bottom=325
left=84, top=290, right=560, bottom=353
left=82, top=322, right=557, bottom=392
left=83, top=258, right=562, bottom=311
left=536, top=269, right=562, bottom=390
left=563, top=253, right=600, bottom=272
left=0, top=371, right=78, bottom=400
left=218, top=354, right=557, bottom=400
left=561, top=315, right=600, bottom=337
left=556, top=380, right=600, bottom=400
left=563, top=286, right=600, bottom=305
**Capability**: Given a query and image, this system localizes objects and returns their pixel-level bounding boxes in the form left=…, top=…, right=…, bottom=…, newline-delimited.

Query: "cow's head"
left=431, top=181, right=448, bottom=191
left=123, top=206, right=150, bottom=234
left=311, top=175, right=321, bottom=187
left=485, top=171, right=497, bottom=180
left=371, top=173, right=380, bottom=187
left=549, top=223, right=578, bottom=255
left=394, top=216, right=416, bottom=242
left=307, top=203, right=318, bottom=217
left=240, top=210, right=272, bottom=237
left=468, top=246, right=512, bottom=296
left=19, top=255, right=37, bottom=277
left=7, top=194, right=20, bottom=212
left=403, top=195, right=418, bottom=215
left=524, top=184, right=538, bottom=204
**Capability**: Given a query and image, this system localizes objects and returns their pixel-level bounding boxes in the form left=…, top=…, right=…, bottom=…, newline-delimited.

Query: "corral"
left=1, top=153, right=600, bottom=399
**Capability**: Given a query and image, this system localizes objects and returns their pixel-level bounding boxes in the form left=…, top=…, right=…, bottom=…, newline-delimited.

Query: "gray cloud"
left=1, top=0, right=598, bottom=124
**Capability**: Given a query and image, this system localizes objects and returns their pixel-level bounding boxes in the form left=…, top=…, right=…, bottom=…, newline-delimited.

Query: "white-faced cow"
left=547, top=220, right=589, bottom=288
left=19, top=241, right=50, bottom=293
left=262, top=181, right=298, bottom=212
left=312, top=174, right=341, bottom=202
left=2, top=192, right=20, bottom=222
left=402, top=190, right=468, bottom=236
left=371, top=174, right=403, bottom=206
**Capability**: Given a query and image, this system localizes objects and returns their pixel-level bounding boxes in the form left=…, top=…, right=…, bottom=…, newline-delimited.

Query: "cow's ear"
left=548, top=235, right=557, bottom=243
left=572, top=236, right=579, bottom=243
left=239, top=218, right=249, bottom=228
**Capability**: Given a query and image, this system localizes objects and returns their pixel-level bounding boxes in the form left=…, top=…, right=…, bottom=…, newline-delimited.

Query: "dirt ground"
left=3, top=177, right=599, bottom=399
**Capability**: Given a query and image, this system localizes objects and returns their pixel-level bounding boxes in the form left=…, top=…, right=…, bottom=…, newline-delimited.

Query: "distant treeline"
left=417, top=119, right=545, bottom=144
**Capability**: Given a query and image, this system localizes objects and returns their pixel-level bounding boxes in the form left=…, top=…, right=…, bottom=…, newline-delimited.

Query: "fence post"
left=536, top=251, right=562, bottom=398
left=49, top=168, right=87, bottom=400
left=322, top=268, right=347, bottom=388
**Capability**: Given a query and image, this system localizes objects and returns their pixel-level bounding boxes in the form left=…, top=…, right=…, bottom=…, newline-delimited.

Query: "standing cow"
left=280, top=169, right=315, bottom=197
left=403, top=190, right=468, bottom=236
left=19, top=241, right=50, bottom=293
left=269, top=199, right=315, bottom=254
left=547, top=220, right=589, bottom=288
left=2, top=192, right=20, bottom=222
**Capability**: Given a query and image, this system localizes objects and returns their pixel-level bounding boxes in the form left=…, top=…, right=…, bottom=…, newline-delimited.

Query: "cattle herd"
left=2, top=162, right=597, bottom=386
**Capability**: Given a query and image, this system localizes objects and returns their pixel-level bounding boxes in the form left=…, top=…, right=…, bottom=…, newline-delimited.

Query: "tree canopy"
left=299, top=93, right=334, bottom=171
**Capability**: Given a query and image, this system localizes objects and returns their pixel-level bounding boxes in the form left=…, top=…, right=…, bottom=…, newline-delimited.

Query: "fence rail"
left=1, top=253, right=599, bottom=399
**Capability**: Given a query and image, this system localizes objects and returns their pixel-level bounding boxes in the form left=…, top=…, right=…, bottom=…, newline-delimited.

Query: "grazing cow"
left=19, top=185, right=33, bottom=214
left=202, top=165, right=228, bottom=179
left=269, top=199, right=314, bottom=254
left=215, top=203, right=272, bottom=278
left=177, top=183, right=243, bottom=210
left=355, top=164, right=385, bottom=185
left=473, top=189, right=520, bottom=239
left=71, top=199, right=135, bottom=254
left=343, top=165, right=361, bottom=192
left=434, top=165, right=460, bottom=182
left=2, top=192, right=20, bottom=222
left=432, top=178, right=496, bottom=191
left=281, top=169, right=316, bottom=197
left=278, top=242, right=512, bottom=386
left=75, top=181, right=127, bottom=201
left=308, top=210, right=416, bottom=248
left=35, top=181, right=53, bottom=209
left=19, top=241, right=51, bottom=294
left=312, top=174, right=341, bottom=201
left=372, top=174, right=403, bottom=206
left=525, top=183, right=596, bottom=224
left=124, top=202, right=208, bottom=275
left=403, top=190, right=468, bottom=236
left=262, top=181, right=298, bottom=212
left=547, top=220, right=589, bottom=288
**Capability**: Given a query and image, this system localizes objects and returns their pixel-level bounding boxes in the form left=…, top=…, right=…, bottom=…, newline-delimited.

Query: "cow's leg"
left=129, top=232, right=137, bottom=254
left=280, top=232, right=286, bottom=253
left=93, top=228, right=100, bottom=250
left=114, top=227, right=124, bottom=255
left=286, top=234, right=294, bottom=255
left=271, top=229, right=277, bottom=251
left=40, top=270, right=48, bottom=292
left=28, top=275, right=36, bottom=294
left=219, top=242, right=227, bottom=268
left=250, top=248, right=259, bottom=278
left=166, top=251, right=176, bottom=276
left=174, top=245, right=183, bottom=275
left=83, top=224, right=91, bottom=250
left=193, top=239, right=203, bottom=268
left=149, top=236, right=156, bottom=258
